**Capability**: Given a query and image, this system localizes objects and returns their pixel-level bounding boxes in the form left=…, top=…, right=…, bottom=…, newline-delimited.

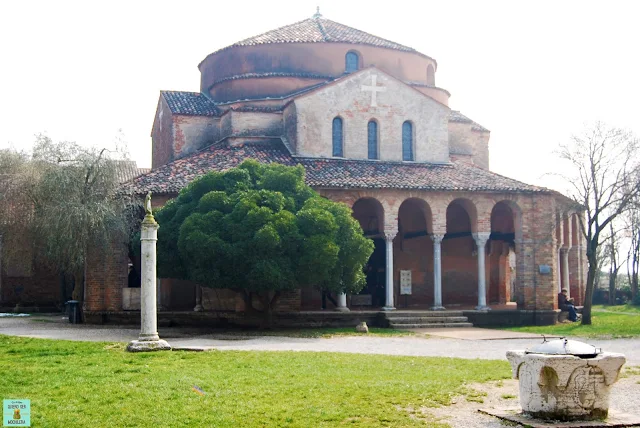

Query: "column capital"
left=384, top=232, right=397, bottom=242
left=560, top=246, right=572, bottom=254
left=430, top=233, right=444, bottom=244
left=472, top=232, right=491, bottom=246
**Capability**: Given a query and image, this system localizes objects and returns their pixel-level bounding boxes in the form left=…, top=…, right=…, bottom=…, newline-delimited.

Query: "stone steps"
left=388, top=316, right=469, bottom=324
left=385, top=311, right=473, bottom=329
left=389, top=322, right=474, bottom=329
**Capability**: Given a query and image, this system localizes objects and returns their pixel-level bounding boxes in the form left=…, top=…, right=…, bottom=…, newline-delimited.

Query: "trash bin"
left=65, top=300, right=80, bottom=324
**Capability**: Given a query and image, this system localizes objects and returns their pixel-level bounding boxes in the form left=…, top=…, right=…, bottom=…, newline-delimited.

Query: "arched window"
left=368, top=120, right=378, bottom=160
left=427, top=64, right=435, bottom=85
left=332, top=117, right=343, bottom=157
left=345, top=52, right=359, bottom=73
left=402, top=121, right=413, bottom=161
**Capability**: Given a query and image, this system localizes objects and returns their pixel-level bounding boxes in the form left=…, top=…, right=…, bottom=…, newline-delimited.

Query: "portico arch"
left=396, top=198, right=433, bottom=307
left=443, top=198, right=478, bottom=305
left=351, top=197, right=386, bottom=307
left=489, top=201, right=519, bottom=305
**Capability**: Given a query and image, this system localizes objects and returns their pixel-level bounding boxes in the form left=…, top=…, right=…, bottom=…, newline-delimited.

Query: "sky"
left=1, top=0, right=639, bottom=194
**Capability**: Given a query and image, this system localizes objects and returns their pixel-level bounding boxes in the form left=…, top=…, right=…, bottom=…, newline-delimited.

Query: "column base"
left=126, top=339, right=171, bottom=352
left=193, top=304, right=204, bottom=312
left=335, top=306, right=350, bottom=312
left=475, top=305, right=491, bottom=311
left=430, top=306, right=446, bottom=311
left=138, top=332, right=160, bottom=341
left=382, top=306, right=396, bottom=311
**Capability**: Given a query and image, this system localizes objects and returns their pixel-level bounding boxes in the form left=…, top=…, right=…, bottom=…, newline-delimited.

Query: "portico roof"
left=123, top=140, right=547, bottom=196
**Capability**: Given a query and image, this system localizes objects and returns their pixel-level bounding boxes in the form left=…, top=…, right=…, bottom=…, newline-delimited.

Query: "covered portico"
left=319, top=187, right=579, bottom=315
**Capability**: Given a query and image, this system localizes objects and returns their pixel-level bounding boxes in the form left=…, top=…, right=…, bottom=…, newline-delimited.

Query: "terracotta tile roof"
left=123, top=143, right=294, bottom=194
left=113, top=160, right=150, bottom=183
left=124, top=141, right=545, bottom=195
left=161, top=91, right=221, bottom=116
left=450, top=110, right=489, bottom=132
left=218, top=17, right=418, bottom=54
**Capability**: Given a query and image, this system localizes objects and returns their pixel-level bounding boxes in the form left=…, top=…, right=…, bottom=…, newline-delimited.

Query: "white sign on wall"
left=400, top=270, right=412, bottom=295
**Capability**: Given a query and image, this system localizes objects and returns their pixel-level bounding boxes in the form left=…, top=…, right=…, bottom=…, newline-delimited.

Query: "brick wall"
left=84, top=240, right=128, bottom=312
left=151, top=97, right=174, bottom=169
left=294, top=68, right=450, bottom=163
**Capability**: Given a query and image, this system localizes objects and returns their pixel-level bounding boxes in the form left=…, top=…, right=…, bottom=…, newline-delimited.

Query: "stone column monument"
left=127, top=192, right=171, bottom=352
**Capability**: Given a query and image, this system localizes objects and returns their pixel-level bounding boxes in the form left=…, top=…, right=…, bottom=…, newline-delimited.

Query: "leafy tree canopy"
left=155, top=160, right=374, bottom=298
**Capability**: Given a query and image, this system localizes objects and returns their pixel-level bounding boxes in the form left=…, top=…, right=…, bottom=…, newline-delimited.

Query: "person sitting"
left=558, top=288, right=577, bottom=322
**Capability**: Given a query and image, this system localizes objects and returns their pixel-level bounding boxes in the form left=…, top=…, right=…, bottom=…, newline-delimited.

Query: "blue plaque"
left=539, top=265, right=551, bottom=274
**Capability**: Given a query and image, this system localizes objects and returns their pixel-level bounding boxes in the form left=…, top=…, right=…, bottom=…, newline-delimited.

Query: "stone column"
left=473, top=232, right=491, bottom=311
left=382, top=233, right=396, bottom=311
left=194, top=285, right=204, bottom=312
left=127, top=203, right=171, bottom=352
left=561, top=247, right=571, bottom=299
left=431, top=234, right=445, bottom=310
left=336, top=293, right=349, bottom=312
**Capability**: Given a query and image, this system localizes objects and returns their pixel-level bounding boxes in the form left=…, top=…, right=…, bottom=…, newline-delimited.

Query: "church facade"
left=85, top=13, right=586, bottom=324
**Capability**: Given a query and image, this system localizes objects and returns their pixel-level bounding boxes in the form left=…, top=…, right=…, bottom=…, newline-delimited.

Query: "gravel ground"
left=2, top=315, right=640, bottom=427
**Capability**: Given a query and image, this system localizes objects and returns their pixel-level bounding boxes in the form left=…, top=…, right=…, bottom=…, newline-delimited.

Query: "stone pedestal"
left=127, top=212, right=171, bottom=352
left=506, top=351, right=625, bottom=421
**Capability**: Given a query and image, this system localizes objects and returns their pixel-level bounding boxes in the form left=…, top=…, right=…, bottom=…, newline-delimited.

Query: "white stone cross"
left=361, top=74, right=386, bottom=107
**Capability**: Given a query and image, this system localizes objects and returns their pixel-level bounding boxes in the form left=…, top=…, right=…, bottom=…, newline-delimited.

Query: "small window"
left=427, top=64, right=435, bottom=85
left=345, top=52, right=359, bottom=73
left=332, top=117, right=343, bottom=157
left=402, top=121, right=413, bottom=161
left=368, top=120, right=378, bottom=160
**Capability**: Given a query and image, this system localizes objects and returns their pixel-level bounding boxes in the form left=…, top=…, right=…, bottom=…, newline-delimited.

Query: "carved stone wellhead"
left=506, top=338, right=625, bottom=421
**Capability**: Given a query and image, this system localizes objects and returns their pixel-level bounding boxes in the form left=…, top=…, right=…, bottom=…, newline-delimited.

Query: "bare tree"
left=559, top=122, right=640, bottom=324
left=605, top=223, right=622, bottom=305
left=1, top=135, right=138, bottom=315
left=626, top=199, right=640, bottom=303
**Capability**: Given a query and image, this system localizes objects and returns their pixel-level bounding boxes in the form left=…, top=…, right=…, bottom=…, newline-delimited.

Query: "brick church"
left=83, top=12, right=586, bottom=325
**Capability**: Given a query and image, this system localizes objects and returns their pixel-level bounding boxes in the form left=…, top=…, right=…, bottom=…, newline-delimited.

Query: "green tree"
left=155, top=160, right=374, bottom=323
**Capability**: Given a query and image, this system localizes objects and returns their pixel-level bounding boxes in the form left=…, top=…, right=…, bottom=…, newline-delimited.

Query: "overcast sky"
left=1, top=0, right=639, bottom=193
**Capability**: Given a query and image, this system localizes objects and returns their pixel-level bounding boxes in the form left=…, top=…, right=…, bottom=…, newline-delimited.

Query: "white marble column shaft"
left=431, top=234, right=445, bottom=310
left=336, top=293, right=349, bottom=312
left=382, top=233, right=396, bottom=311
left=473, top=232, right=491, bottom=311
left=194, top=285, right=204, bottom=312
left=139, top=221, right=160, bottom=340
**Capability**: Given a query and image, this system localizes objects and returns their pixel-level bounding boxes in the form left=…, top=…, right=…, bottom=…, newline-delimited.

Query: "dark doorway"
left=357, top=238, right=386, bottom=307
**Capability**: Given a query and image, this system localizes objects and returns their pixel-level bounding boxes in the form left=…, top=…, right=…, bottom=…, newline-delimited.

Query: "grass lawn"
left=593, top=304, right=640, bottom=315
left=0, top=335, right=509, bottom=427
left=503, top=307, right=640, bottom=338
